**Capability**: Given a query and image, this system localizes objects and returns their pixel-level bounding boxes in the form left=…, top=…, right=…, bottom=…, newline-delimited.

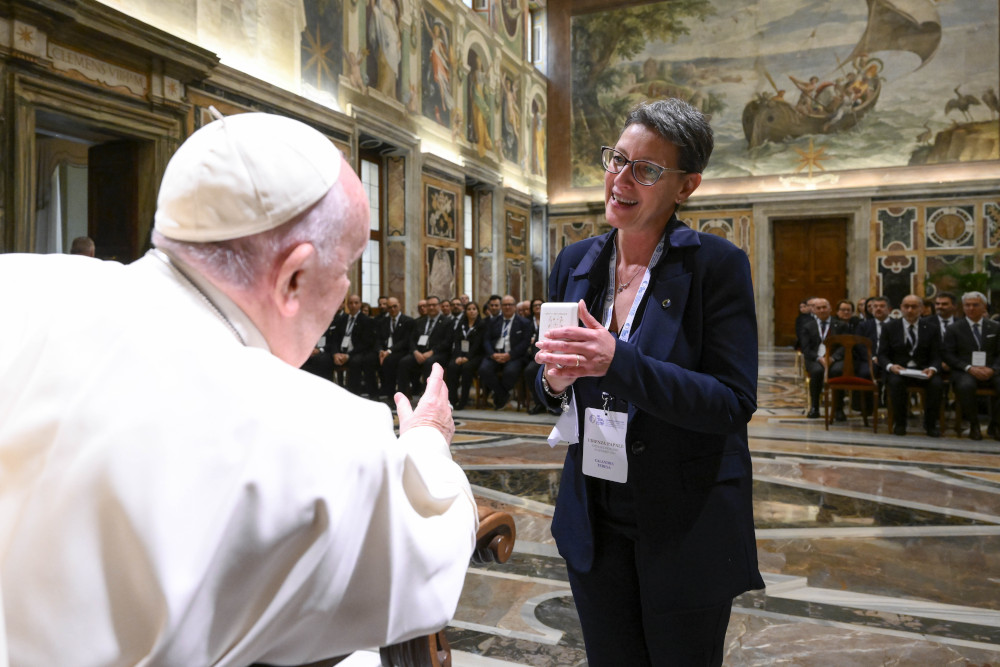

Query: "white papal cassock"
left=0, top=251, right=477, bottom=666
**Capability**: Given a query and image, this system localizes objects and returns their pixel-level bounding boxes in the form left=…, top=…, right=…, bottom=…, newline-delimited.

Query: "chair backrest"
left=824, top=334, right=873, bottom=379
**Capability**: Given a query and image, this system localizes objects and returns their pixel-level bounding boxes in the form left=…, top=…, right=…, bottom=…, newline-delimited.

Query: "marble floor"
left=405, top=348, right=1000, bottom=665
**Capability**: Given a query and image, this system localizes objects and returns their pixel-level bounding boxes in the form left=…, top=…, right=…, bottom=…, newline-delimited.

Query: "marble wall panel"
left=877, top=254, right=916, bottom=308
left=387, top=156, right=405, bottom=237
left=926, top=205, right=975, bottom=249
left=876, top=206, right=917, bottom=251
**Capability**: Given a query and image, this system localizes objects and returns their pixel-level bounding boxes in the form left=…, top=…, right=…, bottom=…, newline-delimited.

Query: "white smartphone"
left=539, top=302, right=579, bottom=340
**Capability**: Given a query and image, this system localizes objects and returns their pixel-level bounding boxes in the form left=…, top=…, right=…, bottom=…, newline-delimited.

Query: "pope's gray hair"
left=153, top=181, right=348, bottom=290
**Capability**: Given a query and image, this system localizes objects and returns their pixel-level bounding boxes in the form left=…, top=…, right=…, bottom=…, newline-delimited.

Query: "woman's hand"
left=535, top=300, right=616, bottom=393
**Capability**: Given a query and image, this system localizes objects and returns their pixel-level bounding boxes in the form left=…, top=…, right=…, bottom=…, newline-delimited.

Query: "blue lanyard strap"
left=602, top=234, right=666, bottom=343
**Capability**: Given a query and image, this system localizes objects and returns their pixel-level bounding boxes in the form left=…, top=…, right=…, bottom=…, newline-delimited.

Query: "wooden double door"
left=772, top=218, right=848, bottom=346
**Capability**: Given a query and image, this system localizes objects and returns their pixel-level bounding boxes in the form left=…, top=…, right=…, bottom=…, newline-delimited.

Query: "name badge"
left=341, top=335, right=353, bottom=352
left=418, top=334, right=429, bottom=347
left=318, top=335, right=326, bottom=348
left=583, top=407, right=629, bottom=483
left=817, top=343, right=826, bottom=359
left=386, top=335, right=393, bottom=348
left=461, top=340, right=470, bottom=353
left=972, top=350, right=987, bottom=367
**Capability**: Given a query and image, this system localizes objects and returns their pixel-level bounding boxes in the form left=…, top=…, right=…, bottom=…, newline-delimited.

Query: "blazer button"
left=631, top=440, right=646, bottom=454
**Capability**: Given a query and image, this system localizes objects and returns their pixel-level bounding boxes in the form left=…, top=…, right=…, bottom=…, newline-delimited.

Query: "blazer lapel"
left=626, top=220, right=701, bottom=420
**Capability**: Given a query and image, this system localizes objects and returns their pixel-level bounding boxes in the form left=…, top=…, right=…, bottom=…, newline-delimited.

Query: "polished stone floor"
left=379, top=348, right=1000, bottom=665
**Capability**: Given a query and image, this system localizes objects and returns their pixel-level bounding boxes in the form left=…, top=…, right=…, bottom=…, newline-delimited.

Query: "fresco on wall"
left=501, top=70, right=522, bottom=164
left=366, top=0, right=403, bottom=100
left=493, top=0, right=525, bottom=58
left=426, top=183, right=457, bottom=240
left=421, top=7, right=454, bottom=127
left=427, top=245, right=457, bottom=300
left=530, top=96, right=546, bottom=177
left=302, top=0, right=343, bottom=100
left=571, top=0, right=998, bottom=185
left=467, top=49, right=496, bottom=158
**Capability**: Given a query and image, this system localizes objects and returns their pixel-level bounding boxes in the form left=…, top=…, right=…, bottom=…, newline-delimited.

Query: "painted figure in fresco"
left=429, top=248, right=456, bottom=303
left=467, top=53, right=494, bottom=158
left=501, top=74, right=520, bottom=161
left=498, top=0, right=522, bottom=38
left=422, top=8, right=453, bottom=125
left=427, top=188, right=455, bottom=239
left=367, top=0, right=402, bottom=99
left=531, top=98, right=546, bottom=176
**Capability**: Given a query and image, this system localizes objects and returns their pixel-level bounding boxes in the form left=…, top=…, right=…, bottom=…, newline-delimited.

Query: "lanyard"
left=602, top=234, right=666, bottom=343
left=501, top=319, right=511, bottom=338
left=345, top=316, right=355, bottom=337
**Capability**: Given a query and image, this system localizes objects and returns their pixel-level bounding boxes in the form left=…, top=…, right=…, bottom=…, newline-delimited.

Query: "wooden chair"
left=256, top=506, right=516, bottom=667
left=953, top=386, right=999, bottom=438
left=377, top=506, right=516, bottom=667
left=822, top=334, right=878, bottom=432
left=796, top=350, right=813, bottom=414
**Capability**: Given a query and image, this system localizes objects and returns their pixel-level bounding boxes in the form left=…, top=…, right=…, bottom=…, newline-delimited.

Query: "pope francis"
left=0, top=113, right=477, bottom=665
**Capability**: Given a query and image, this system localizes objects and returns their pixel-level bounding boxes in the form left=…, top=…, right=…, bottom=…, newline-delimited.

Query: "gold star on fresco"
left=167, top=81, right=178, bottom=96
left=17, top=26, right=34, bottom=46
left=302, top=25, right=334, bottom=90
left=794, top=137, right=829, bottom=179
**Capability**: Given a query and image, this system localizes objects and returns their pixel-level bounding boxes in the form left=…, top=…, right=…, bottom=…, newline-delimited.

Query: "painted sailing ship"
left=742, top=0, right=942, bottom=149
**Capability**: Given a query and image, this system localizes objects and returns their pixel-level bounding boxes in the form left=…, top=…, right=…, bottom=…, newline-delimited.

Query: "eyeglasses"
left=601, top=146, right=686, bottom=186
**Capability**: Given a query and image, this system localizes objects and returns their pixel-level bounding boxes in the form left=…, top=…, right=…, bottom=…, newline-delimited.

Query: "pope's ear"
left=272, top=242, right=316, bottom=318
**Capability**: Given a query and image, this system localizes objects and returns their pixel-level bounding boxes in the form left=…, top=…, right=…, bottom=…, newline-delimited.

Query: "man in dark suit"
left=855, top=295, right=891, bottom=369
left=801, top=298, right=850, bottom=419
left=925, top=291, right=958, bottom=369
left=793, top=298, right=814, bottom=351
left=377, top=296, right=414, bottom=402
left=300, top=313, right=340, bottom=381
left=942, top=291, right=1000, bottom=440
left=880, top=294, right=943, bottom=437
left=478, top=294, right=532, bottom=410
left=397, top=295, right=452, bottom=398
left=854, top=295, right=892, bottom=410
left=328, top=294, right=378, bottom=396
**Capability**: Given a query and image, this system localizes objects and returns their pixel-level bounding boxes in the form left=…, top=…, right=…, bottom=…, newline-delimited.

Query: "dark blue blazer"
left=538, top=219, right=764, bottom=609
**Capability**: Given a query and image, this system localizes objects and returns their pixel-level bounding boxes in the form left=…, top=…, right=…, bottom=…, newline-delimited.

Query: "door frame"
left=8, top=73, right=183, bottom=254
left=753, top=198, right=871, bottom=348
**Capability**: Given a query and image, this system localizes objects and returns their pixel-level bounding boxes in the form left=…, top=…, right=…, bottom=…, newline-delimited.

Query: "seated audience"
left=447, top=301, right=486, bottom=410
left=378, top=296, right=415, bottom=402
left=398, top=295, right=452, bottom=398
left=524, top=298, right=550, bottom=414
left=880, top=294, right=943, bottom=437
left=478, top=295, right=531, bottom=410
left=330, top=293, right=378, bottom=396
left=301, top=313, right=339, bottom=381
left=834, top=299, right=859, bottom=332
left=801, top=297, right=850, bottom=418
left=942, top=291, right=1000, bottom=441
left=794, top=298, right=814, bottom=351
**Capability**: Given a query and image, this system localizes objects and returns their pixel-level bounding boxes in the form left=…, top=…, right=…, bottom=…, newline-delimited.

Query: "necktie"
left=973, top=322, right=983, bottom=350
left=390, top=317, right=396, bottom=333
left=820, top=320, right=828, bottom=340
left=907, top=324, right=916, bottom=355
